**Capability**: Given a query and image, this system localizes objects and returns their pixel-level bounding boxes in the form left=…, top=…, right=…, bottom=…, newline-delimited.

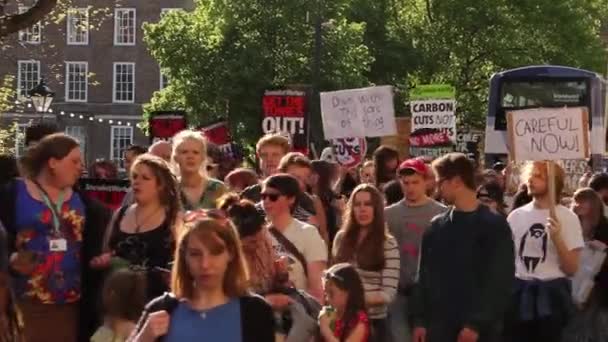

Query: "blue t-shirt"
left=13, top=180, right=85, bottom=304
left=165, top=299, right=242, bottom=342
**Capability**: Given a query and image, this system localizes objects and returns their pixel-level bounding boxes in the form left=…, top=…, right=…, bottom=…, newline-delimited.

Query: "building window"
left=65, top=62, right=88, bottom=102
left=18, top=7, right=42, bottom=44
left=160, top=69, right=169, bottom=90
left=114, top=8, right=136, bottom=46
left=15, top=124, right=28, bottom=157
left=17, top=60, right=40, bottom=99
left=113, top=62, right=135, bottom=103
left=65, top=125, right=86, bottom=161
left=110, top=126, right=133, bottom=169
left=67, top=8, right=89, bottom=45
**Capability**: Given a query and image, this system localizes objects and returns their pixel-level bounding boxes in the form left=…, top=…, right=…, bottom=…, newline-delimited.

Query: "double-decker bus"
left=484, top=65, right=607, bottom=168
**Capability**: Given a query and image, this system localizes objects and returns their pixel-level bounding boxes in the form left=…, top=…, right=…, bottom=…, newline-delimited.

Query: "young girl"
left=91, top=269, right=146, bottom=342
left=319, top=263, right=370, bottom=342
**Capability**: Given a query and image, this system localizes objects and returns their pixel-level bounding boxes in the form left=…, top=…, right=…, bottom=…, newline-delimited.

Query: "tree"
left=143, top=0, right=372, bottom=144
left=403, top=0, right=608, bottom=128
left=0, top=0, right=57, bottom=38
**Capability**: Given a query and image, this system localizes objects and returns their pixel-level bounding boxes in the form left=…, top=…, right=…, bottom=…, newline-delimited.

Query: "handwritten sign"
left=320, top=86, right=396, bottom=139
left=507, top=107, right=590, bottom=161
left=331, top=138, right=367, bottom=168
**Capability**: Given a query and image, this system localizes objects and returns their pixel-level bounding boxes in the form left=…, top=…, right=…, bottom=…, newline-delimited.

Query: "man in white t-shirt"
left=261, top=173, right=327, bottom=303
left=505, top=161, right=584, bottom=342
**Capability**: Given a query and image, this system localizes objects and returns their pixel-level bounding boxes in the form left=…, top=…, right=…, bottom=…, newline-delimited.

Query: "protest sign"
left=149, top=111, right=187, bottom=143
left=455, top=130, right=483, bottom=163
left=320, top=86, right=396, bottom=139
left=262, top=90, right=308, bottom=153
left=200, top=121, right=240, bottom=159
left=507, top=107, right=590, bottom=162
left=331, top=138, right=367, bottom=168
left=409, top=84, right=457, bottom=158
left=410, top=100, right=457, bottom=143
left=79, top=178, right=130, bottom=211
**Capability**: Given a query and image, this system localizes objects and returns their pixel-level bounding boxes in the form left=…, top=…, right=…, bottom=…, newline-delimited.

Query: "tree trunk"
left=0, top=0, right=57, bottom=38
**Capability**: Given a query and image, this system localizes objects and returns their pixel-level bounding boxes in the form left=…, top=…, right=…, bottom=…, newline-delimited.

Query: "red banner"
left=149, top=111, right=187, bottom=141
left=79, top=178, right=130, bottom=211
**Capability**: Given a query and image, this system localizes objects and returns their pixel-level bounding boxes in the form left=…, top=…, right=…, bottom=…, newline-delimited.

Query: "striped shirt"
left=333, top=232, right=400, bottom=319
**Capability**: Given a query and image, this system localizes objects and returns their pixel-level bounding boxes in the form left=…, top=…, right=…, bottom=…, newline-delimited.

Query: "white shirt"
left=270, top=219, right=328, bottom=290
left=508, top=203, right=584, bottom=280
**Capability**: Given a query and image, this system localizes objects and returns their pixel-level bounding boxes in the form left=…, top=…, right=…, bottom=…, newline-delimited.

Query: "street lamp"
left=28, top=77, right=55, bottom=122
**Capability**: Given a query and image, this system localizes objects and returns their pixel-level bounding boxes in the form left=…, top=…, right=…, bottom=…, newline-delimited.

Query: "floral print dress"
left=12, top=180, right=85, bottom=304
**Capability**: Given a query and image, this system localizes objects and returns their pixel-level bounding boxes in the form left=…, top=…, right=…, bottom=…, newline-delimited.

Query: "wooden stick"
left=547, top=161, right=557, bottom=219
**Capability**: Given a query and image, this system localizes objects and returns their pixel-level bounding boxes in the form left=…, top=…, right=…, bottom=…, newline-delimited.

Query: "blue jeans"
left=388, top=293, right=411, bottom=342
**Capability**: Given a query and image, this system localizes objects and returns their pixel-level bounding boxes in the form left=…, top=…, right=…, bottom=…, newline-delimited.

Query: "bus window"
left=494, top=79, right=589, bottom=130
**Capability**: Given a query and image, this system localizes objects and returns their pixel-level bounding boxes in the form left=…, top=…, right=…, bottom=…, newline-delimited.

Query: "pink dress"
left=333, top=310, right=370, bottom=341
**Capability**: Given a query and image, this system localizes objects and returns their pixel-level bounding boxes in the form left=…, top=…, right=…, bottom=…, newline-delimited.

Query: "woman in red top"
left=319, top=263, right=370, bottom=342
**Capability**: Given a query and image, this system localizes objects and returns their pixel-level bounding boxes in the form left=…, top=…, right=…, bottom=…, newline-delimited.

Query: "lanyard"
left=32, top=180, right=66, bottom=236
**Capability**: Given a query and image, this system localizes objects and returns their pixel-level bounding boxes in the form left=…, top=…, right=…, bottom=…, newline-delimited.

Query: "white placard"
left=320, top=86, right=396, bottom=139
left=410, top=100, right=457, bottom=142
left=507, top=107, right=589, bottom=162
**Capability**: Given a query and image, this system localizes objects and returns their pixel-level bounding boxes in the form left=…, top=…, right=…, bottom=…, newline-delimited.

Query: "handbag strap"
left=269, top=227, right=309, bottom=278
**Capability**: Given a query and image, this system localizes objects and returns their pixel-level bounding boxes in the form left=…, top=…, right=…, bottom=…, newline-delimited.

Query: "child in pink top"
left=319, top=263, right=370, bottom=342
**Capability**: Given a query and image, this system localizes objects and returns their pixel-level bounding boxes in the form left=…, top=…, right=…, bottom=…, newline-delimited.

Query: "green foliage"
left=143, top=0, right=372, bottom=144
left=0, top=75, right=17, bottom=155
left=143, top=0, right=608, bottom=146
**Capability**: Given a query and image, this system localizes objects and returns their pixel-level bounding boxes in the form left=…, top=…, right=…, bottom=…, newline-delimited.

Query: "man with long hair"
left=504, top=161, right=584, bottom=342
left=411, top=153, right=514, bottom=342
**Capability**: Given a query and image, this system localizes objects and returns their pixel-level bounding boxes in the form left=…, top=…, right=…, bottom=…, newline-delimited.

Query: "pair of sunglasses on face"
left=260, top=192, right=284, bottom=202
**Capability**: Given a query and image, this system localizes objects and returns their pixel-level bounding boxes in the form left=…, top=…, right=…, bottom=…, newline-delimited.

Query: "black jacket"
left=0, top=178, right=112, bottom=342
left=410, top=205, right=515, bottom=341
left=134, top=292, right=275, bottom=342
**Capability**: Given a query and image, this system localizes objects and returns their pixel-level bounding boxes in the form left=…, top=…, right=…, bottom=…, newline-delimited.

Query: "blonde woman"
left=172, top=130, right=227, bottom=210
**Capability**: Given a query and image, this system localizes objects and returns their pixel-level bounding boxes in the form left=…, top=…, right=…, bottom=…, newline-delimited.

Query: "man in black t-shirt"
left=411, top=153, right=514, bottom=342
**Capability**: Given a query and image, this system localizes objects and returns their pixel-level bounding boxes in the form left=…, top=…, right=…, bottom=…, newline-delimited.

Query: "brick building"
left=0, top=0, right=193, bottom=168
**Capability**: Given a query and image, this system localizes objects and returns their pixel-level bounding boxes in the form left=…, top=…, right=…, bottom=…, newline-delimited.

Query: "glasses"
left=261, top=192, right=281, bottom=202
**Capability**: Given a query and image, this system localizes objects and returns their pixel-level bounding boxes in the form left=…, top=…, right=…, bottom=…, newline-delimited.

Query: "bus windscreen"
left=495, top=79, right=589, bottom=130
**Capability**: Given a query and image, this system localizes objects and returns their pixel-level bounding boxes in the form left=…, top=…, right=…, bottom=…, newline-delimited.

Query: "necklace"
left=134, top=205, right=162, bottom=233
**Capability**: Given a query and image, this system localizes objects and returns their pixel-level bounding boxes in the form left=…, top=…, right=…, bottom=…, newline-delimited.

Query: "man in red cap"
left=385, top=157, right=447, bottom=342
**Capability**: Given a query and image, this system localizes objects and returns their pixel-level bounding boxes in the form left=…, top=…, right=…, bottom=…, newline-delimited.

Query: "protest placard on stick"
left=507, top=107, right=590, bottom=216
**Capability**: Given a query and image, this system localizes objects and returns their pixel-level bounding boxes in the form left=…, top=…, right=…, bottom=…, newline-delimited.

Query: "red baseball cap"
left=398, top=158, right=428, bottom=176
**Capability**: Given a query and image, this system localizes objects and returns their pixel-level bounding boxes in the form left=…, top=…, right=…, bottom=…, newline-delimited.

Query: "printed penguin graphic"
left=519, top=223, right=548, bottom=273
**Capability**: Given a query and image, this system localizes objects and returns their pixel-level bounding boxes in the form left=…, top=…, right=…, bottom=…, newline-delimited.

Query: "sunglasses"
left=261, top=192, right=281, bottom=202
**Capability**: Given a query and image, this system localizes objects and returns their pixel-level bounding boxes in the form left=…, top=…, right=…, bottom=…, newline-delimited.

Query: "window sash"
left=65, top=62, right=88, bottom=102
left=17, top=60, right=40, bottom=99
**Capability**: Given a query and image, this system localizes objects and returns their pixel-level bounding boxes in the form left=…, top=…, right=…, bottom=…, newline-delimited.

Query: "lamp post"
left=28, top=77, right=55, bottom=122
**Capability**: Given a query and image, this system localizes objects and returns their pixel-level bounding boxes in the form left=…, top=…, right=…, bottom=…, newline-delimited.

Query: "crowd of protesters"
left=1, top=123, right=608, bottom=342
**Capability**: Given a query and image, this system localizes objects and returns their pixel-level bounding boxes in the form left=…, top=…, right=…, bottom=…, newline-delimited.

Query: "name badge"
left=49, top=239, right=67, bottom=252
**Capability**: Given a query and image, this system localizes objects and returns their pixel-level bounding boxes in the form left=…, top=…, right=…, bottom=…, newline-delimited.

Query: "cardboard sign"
left=320, top=86, right=396, bottom=139
left=79, top=178, right=130, bottom=211
left=331, top=138, right=367, bottom=168
left=455, top=130, right=483, bottom=163
left=149, top=111, right=187, bottom=142
left=507, top=107, right=590, bottom=161
left=262, top=90, right=308, bottom=153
